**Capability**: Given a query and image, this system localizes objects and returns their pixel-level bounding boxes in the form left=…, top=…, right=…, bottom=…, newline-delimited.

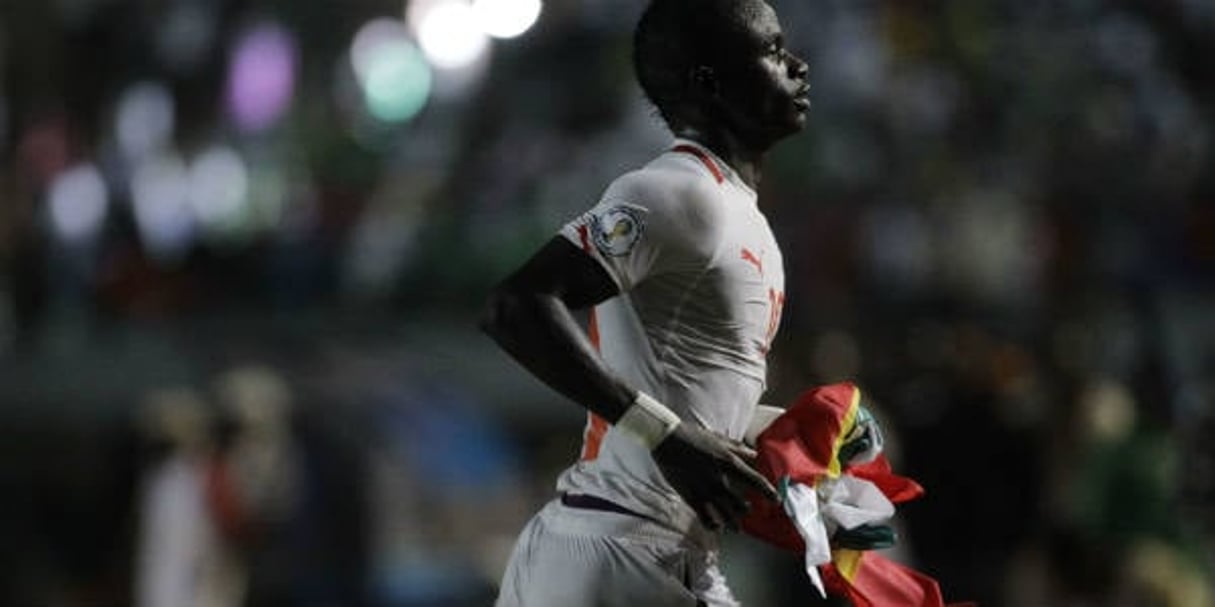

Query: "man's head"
left=634, top=0, right=810, bottom=149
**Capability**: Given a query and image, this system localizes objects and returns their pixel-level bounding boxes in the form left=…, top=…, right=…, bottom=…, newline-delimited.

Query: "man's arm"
left=479, top=237, right=634, bottom=421
left=480, top=236, right=778, bottom=530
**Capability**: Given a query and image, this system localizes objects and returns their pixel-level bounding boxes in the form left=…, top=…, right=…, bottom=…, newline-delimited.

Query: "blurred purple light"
left=226, top=23, right=297, bottom=133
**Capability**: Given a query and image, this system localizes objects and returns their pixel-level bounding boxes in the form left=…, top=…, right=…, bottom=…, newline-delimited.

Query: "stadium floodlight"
left=188, top=145, right=249, bottom=236
left=351, top=18, right=409, bottom=84
left=363, top=41, right=432, bottom=122
left=115, top=82, right=174, bottom=162
left=131, top=152, right=196, bottom=264
left=48, top=163, right=109, bottom=245
left=413, top=0, right=490, bottom=70
left=472, top=0, right=542, bottom=39
left=350, top=18, right=433, bottom=123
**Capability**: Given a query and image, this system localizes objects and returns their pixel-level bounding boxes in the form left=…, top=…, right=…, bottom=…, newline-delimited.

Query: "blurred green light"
left=362, top=40, right=432, bottom=123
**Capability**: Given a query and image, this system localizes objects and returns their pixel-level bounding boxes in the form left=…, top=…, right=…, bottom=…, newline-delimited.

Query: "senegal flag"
left=742, top=383, right=963, bottom=606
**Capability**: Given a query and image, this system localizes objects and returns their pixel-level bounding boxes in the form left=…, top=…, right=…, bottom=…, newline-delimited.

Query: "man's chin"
left=781, top=112, right=809, bottom=136
left=752, top=115, right=808, bottom=149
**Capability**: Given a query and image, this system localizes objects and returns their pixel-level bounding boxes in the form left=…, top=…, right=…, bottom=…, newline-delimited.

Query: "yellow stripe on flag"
left=826, top=386, right=862, bottom=478
left=833, top=548, right=864, bottom=582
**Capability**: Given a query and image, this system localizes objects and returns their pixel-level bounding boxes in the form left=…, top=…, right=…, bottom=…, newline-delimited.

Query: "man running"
left=482, top=0, right=810, bottom=604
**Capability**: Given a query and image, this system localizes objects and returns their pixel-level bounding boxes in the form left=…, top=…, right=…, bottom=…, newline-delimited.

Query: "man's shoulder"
left=604, top=152, right=721, bottom=211
left=597, top=163, right=724, bottom=244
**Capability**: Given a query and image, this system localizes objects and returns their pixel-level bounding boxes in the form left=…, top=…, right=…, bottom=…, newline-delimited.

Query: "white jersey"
left=556, top=138, right=786, bottom=537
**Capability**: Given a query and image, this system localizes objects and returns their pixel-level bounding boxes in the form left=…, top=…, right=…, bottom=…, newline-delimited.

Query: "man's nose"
left=788, top=53, right=808, bottom=79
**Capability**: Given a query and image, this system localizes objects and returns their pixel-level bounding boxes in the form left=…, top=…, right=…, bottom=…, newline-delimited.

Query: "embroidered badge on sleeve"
left=590, top=205, right=646, bottom=257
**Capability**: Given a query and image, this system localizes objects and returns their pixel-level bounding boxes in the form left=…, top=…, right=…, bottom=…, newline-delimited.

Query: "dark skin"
left=481, top=0, right=809, bottom=531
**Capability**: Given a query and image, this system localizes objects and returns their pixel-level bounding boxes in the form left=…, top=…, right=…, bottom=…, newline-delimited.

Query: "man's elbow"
left=479, top=283, right=532, bottom=343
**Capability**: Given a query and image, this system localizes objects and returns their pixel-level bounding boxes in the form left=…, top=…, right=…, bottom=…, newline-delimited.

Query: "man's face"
left=710, top=1, right=810, bottom=146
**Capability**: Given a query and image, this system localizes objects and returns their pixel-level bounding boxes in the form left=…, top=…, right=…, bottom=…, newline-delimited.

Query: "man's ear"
left=688, top=65, right=719, bottom=98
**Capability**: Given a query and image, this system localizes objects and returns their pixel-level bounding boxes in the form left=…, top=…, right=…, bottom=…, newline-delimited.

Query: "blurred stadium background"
left=0, top=0, right=1212, bottom=605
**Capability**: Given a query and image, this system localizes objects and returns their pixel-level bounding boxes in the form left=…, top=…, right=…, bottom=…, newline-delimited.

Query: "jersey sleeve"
left=559, top=173, right=719, bottom=291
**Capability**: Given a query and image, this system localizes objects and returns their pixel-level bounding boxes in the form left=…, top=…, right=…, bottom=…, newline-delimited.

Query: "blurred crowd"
left=1, top=0, right=1212, bottom=606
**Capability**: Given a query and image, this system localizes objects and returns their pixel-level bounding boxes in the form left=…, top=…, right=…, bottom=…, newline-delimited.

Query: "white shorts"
left=495, top=497, right=738, bottom=607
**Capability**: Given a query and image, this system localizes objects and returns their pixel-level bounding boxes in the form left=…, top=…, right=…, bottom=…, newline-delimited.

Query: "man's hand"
left=653, top=423, right=780, bottom=531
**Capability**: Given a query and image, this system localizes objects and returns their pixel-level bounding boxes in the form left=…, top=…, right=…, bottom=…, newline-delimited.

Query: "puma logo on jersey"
left=741, top=247, right=764, bottom=275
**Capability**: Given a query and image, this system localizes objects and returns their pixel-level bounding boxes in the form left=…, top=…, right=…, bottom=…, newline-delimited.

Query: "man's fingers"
left=727, top=456, right=779, bottom=502
left=729, top=442, right=758, bottom=460
left=722, top=438, right=774, bottom=498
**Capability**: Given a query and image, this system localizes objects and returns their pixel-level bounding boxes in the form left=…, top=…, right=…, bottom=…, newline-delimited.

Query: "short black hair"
left=633, top=0, right=765, bottom=126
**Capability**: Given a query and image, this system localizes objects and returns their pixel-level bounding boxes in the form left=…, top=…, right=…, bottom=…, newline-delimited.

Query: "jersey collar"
left=670, top=138, right=756, bottom=197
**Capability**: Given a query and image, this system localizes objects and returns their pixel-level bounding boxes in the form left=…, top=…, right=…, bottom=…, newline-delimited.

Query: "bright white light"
left=115, top=82, right=175, bottom=161
left=188, top=145, right=249, bottom=232
left=472, top=0, right=541, bottom=39
left=131, top=152, right=195, bottom=263
left=415, top=1, right=489, bottom=70
left=48, top=163, right=109, bottom=244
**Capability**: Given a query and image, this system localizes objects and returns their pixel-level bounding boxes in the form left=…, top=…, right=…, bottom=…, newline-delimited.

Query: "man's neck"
left=673, top=126, right=766, bottom=191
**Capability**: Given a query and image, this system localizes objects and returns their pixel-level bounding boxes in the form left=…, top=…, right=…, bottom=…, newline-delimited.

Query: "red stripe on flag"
left=823, top=551, right=946, bottom=607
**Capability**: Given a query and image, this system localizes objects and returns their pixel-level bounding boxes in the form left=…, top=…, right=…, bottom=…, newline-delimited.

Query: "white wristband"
left=616, top=392, right=681, bottom=450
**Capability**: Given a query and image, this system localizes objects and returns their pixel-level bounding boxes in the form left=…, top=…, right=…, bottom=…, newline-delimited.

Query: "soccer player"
left=481, top=0, right=810, bottom=604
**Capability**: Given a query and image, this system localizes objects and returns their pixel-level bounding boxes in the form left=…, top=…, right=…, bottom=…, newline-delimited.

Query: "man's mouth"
left=793, top=84, right=811, bottom=109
